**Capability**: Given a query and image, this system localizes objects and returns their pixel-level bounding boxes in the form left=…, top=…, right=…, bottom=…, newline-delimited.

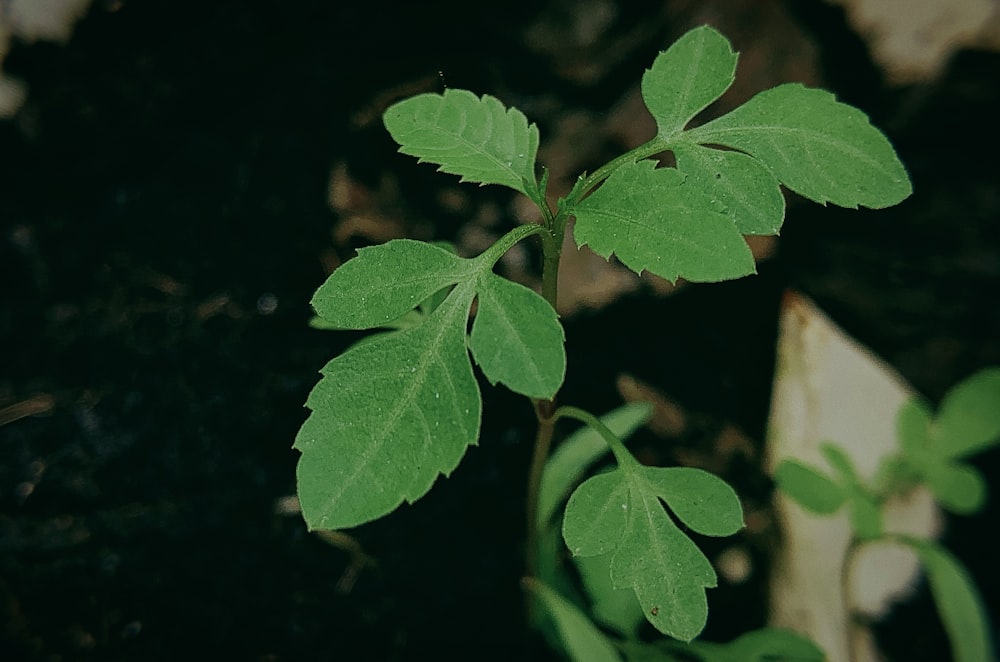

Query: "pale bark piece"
left=765, top=291, right=941, bottom=661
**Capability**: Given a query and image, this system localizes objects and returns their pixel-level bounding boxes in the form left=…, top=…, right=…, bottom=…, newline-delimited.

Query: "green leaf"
left=311, top=239, right=467, bottom=329
left=774, top=460, right=847, bottom=515
left=526, top=579, right=624, bottom=662
left=383, top=88, right=540, bottom=197
left=687, top=83, right=912, bottom=209
left=563, top=466, right=743, bottom=641
left=919, top=460, right=986, bottom=515
left=905, top=539, right=995, bottom=662
left=847, top=492, right=883, bottom=540
left=932, top=367, right=1000, bottom=459
left=818, top=442, right=861, bottom=486
left=896, top=396, right=933, bottom=455
left=641, top=25, right=737, bottom=139
left=685, top=627, right=826, bottom=662
left=294, top=283, right=480, bottom=529
left=574, top=553, right=647, bottom=640
left=469, top=273, right=565, bottom=399
left=573, top=159, right=755, bottom=284
left=537, top=402, right=654, bottom=532
left=673, top=144, right=785, bottom=235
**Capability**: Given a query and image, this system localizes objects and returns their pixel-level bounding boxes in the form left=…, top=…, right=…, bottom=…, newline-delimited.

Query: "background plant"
left=775, top=367, right=1000, bottom=662
left=295, top=25, right=911, bottom=649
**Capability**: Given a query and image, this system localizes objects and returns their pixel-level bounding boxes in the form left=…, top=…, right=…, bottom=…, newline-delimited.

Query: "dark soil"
left=2, top=1, right=997, bottom=660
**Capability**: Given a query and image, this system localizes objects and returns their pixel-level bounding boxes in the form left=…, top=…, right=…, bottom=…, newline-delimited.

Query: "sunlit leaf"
left=918, top=460, right=986, bottom=515
left=563, top=466, right=743, bottom=641
left=295, top=284, right=480, bottom=529
left=537, top=402, right=653, bottom=531
left=895, top=397, right=933, bottom=455
left=573, top=159, right=755, bottom=284
left=687, top=83, right=912, bottom=209
left=469, top=273, right=565, bottom=399
left=311, top=239, right=467, bottom=329
left=641, top=25, right=736, bottom=138
left=384, top=89, right=539, bottom=196
left=673, top=144, right=785, bottom=235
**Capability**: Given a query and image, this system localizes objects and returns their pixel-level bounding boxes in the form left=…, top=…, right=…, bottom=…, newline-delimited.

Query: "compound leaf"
left=563, top=466, right=743, bottom=641
left=384, top=88, right=540, bottom=197
left=311, top=239, right=467, bottom=329
left=906, top=539, right=995, bottom=662
left=537, top=402, right=653, bottom=532
left=688, top=83, right=912, bottom=209
left=642, top=25, right=737, bottom=139
left=295, top=284, right=480, bottom=529
left=932, top=367, right=1000, bottom=459
left=673, top=144, right=785, bottom=235
left=774, top=460, right=846, bottom=515
left=573, top=159, right=755, bottom=283
left=469, top=273, right=565, bottom=399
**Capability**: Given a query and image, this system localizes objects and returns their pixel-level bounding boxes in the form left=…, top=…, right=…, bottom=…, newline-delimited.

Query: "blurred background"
left=2, top=0, right=998, bottom=659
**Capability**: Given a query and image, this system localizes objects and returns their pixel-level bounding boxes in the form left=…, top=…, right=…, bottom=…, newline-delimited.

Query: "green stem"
left=553, top=405, right=635, bottom=467
left=570, top=138, right=667, bottom=205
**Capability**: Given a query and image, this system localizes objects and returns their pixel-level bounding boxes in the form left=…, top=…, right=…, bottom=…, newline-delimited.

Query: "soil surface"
left=2, top=1, right=998, bottom=660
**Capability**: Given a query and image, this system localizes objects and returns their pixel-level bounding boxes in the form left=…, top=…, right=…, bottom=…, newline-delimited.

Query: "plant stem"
left=842, top=536, right=863, bottom=662
left=525, top=398, right=556, bottom=581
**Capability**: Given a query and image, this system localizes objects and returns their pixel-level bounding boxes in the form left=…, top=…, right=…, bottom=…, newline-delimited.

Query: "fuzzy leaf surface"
left=687, top=83, right=912, bottom=209
left=383, top=89, right=539, bottom=196
left=537, top=402, right=653, bottom=531
left=295, top=284, right=480, bottom=529
left=641, top=25, right=736, bottom=138
left=311, top=240, right=467, bottom=329
left=469, top=273, right=565, bottom=399
left=563, top=466, right=743, bottom=641
left=573, top=159, right=755, bottom=283
left=673, top=144, right=785, bottom=235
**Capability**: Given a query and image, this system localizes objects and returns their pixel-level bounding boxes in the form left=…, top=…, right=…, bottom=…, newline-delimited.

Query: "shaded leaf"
left=673, top=144, right=785, bottom=235
left=311, top=239, right=466, bottom=329
left=295, top=284, right=480, bottom=529
left=573, top=159, right=755, bottom=284
left=774, top=460, right=846, bottom=515
left=383, top=89, right=539, bottom=196
left=685, top=627, right=826, bottom=662
left=575, top=553, right=647, bottom=640
left=688, top=84, right=912, bottom=209
left=642, top=25, right=736, bottom=138
left=469, top=273, right=565, bottom=399
left=905, top=539, right=995, bottom=662
left=527, top=579, right=623, bottom=662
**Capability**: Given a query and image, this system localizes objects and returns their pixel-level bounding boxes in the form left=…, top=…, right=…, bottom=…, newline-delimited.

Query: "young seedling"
left=776, top=367, right=1000, bottom=662
left=294, top=25, right=912, bottom=648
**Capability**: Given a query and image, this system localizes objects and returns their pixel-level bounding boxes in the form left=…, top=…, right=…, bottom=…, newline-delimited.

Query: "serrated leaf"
left=573, top=159, right=755, bottom=283
left=311, top=239, right=467, bottom=329
left=905, top=539, right=995, bottom=662
left=687, top=83, right=912, bottom=209
left=537, top=402, right=654, bottom=531
left=469, top=273, right=565, bottom=399
left=774, top=460, right=846, bottom=515
left=563, top=466, right=743, bottom=640
left=932, top=367, right=1000, bottom=459
left=642, top=25, right=737, bottom=138
left=526, top=579, right=624, bottom=662
left=673, top=144, right=785, bottom=235
left=383, top=88, right=540, bottom=196
left=294, top=284, right=480, bottom=529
